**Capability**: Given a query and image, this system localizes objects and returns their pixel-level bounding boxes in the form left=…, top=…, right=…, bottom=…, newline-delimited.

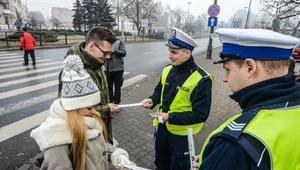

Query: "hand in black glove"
left=20, top=47, right=23, bottom=51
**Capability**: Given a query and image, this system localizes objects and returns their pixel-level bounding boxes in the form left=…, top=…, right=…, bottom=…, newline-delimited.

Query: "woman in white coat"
left=31, top=55, right=135, bottom=170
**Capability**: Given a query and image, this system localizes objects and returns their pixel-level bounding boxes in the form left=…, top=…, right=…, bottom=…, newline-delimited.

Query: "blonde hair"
left=66, top=110, right=108, bottom=170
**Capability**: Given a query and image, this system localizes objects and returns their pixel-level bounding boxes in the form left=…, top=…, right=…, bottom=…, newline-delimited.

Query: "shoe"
left=33, top=64, right=36, bottom=67
left=22, top=63, right=28, bottom=66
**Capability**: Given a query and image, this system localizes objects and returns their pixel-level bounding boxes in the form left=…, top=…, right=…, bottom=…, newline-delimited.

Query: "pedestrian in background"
left=31, top=55, right=135, bottom=170
left=141, top=27, right=214, bottom=170
left=193, top=28, right=300, bottom=170
left=105, top=38, right=126, bottom=104
left=20, top=27, right=36, bottom=67
left=58, top=26, right=119, bottom=144
left=14, top=20, right=20, bottom=31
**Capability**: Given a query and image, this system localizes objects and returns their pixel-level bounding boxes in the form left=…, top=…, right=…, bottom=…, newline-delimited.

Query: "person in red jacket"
left=20, top=27, right=36, bottom=66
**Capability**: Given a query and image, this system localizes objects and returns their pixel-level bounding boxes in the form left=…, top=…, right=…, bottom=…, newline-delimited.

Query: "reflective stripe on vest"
left=198, top=106, right=300, bottom=169
left=153, top=65, right=212, bottom=135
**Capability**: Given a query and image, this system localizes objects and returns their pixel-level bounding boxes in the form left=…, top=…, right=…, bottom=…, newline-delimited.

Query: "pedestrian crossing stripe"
left=0, top=51, right=143, bottom=144
left=0, top=59, right=52, bottom=68
left=0, top=61, right=62, bottom=73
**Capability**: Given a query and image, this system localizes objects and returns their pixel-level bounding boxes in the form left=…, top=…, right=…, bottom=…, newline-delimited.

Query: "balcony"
left=0, top=0, right=9, bottom=4
left=2, top=9, right=11, bottom=15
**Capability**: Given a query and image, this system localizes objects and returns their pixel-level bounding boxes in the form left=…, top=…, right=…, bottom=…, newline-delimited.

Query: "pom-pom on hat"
left=61, top=55, right=100, bottom=111
left=214, top=28, right=300, bottom=64
left=165, top=27, right=199, bottom=51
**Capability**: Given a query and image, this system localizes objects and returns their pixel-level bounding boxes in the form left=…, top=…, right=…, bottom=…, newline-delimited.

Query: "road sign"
left=208, top=17, right=218, bottom=27
left=141, top=19, right=148, bottom=27
left=207, top=4, right=220, bottom=17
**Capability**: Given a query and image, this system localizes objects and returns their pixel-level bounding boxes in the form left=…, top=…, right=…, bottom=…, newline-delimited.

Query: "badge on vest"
left=177, top=86, right=190, bottom=92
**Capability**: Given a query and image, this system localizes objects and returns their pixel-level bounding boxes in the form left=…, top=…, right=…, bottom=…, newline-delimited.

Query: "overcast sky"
left=23, top=0, right=261, bottom=22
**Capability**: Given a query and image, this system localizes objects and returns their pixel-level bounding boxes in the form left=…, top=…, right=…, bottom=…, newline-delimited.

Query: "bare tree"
left=255, top=11, right=272, bottom=28
left=171, top=8, right=185, bottom=29
left=114, top=0, right=161, bottom=36
left=51, top=18, right=61, bottom=29
left=28, top=11, right=46, bottom=29
left=260, top=0, right=300, bottom=36
left=194, top=13, right=207, bottom=36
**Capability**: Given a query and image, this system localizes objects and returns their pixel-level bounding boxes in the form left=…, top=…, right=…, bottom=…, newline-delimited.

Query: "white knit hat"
left=61, top=55, right=101, bottom=111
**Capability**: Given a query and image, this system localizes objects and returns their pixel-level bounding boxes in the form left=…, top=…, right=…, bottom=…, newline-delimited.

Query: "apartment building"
left=0, top=0, right=26, bottom=29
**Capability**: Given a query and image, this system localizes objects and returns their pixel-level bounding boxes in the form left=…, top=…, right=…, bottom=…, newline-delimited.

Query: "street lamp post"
left=122, top=0, right=135, bottom=38
left=245, top=0, right=252, bottom=29
left=187, top=2, right=192, bottom=33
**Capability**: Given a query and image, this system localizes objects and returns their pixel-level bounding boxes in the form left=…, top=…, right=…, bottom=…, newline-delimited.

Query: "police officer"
left=141, top=27, right=214, bottom=170
left=193, top=28, right=300, bottom=170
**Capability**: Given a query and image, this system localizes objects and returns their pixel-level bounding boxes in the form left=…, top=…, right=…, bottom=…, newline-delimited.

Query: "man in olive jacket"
left=58, top=26, right=119, bottom=144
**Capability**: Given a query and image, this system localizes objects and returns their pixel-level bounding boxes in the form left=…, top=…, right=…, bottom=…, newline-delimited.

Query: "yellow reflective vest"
left=153, top=65, right=213, bottom=136
left=199, top=106, right=300, bottom=170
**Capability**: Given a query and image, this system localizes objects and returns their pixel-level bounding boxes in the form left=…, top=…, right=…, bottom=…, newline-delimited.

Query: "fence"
left=0, top=30, right=169, bottom=49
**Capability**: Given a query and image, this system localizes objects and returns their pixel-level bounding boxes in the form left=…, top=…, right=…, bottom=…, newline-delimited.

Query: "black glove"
left=20, top=47, right=23, bottom=51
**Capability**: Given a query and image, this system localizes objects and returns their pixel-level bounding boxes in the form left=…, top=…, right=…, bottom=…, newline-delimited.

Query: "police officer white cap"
left=214, top=28, right=300, bottom=64
left=165, top=27, right=199, bottom=51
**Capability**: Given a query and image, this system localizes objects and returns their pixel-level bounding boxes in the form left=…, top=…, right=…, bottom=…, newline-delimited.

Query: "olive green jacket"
left=57, top=42, right=113, bottom=143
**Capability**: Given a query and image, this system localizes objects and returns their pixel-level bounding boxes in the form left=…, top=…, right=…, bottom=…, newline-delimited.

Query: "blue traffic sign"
left=207, top=4, right=220, bottom=17
left=208, top=17, right=218, bottom=27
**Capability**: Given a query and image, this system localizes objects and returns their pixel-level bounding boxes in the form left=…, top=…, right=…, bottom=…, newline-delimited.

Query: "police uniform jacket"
left=149, top=56, right=213, bottom=126
left=200, top=73, right=300, bottom=170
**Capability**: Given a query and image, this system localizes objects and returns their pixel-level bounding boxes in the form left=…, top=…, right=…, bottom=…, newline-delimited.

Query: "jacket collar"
left=79, top=42, right=104, bottom=69
left=173, top=55, right=195, bottom=71
left=230, top=73, right=300, bottom=111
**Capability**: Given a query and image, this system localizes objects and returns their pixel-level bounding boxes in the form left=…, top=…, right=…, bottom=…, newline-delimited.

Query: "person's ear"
left=185, top=49, right=192, bottom=57
left=244, top=59, right=257, bottom=77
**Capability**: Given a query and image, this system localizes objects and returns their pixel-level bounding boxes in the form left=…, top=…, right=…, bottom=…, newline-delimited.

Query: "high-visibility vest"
left=199, top=106, right=300, bottom=170
left=153, top=65, right=213, bottom=136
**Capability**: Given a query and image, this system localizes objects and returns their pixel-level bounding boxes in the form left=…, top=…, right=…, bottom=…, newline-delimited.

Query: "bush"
left=0, top=31, right=60, bottom=43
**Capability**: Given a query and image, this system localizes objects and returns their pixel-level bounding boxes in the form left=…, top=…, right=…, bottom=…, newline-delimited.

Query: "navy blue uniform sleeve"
left=200, top=138, right=256, bottom=170
left=168, top=77, right=212, bottom=125
left=149, top=78, right=162, bottom=109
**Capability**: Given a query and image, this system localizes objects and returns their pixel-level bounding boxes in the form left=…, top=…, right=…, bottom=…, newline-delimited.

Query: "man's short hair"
left=22, top=27, right=28, bottom=31
left=85, top=26, right=116, bottom=45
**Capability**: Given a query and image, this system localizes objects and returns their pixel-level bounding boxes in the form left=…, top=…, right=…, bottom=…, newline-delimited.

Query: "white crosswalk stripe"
left=0, top=51, right=137, bottom=143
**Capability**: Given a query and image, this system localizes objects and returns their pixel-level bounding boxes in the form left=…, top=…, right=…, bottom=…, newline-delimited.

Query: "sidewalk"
left=18, top=46, right=241, bottom=169
left=18, top=47, right=300, bottom=169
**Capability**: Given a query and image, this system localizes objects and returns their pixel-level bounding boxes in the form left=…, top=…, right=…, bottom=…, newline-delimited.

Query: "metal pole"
left=206, top=0, right=217, bottom=59
left=117, top=0, right=120, bottom=31
left=187, top=128, right=197, bottom=170
left=187, top=2, right=192, bottom=33
left=122, top=0, right=136, bottom=39
left=245, top=0, right=252, bottom=29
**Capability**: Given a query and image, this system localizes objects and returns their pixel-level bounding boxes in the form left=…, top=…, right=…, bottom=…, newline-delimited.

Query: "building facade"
left=0, top=0, right=26, bottom=30
left=51, top=7, right=74, bottom=28
left=228, top=9, right=258, bottom=29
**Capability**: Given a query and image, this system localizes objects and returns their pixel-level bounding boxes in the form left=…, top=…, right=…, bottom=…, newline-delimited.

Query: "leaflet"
left=121, top=163, right=151, bottom=170
left=118, top=103, right=143, bottom=108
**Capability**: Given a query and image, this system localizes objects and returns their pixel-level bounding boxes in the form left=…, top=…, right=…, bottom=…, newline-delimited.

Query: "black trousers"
left=106, top=70, right=124, bottom=104
left=24, top=49, right=36, bottom=65
left=154, top=124, right=190, bottom=170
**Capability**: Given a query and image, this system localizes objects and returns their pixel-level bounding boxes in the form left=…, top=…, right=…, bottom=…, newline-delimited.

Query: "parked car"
left=292, top=43, right=300, bottom=61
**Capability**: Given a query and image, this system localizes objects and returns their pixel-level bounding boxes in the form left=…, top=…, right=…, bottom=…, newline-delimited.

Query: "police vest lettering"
left=198, top=106, right=300, bottom=170
left=153, top=65, right=212, bottom=136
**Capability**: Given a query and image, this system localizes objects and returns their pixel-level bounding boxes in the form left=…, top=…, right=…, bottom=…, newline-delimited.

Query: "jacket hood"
left=30, top=99, right=102, bottom=151
left=67, top=42, right=104, bottom=70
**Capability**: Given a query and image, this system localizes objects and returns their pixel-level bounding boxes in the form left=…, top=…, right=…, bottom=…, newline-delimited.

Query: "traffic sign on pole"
left=141, top=19, right=148, bottom=27
left=208, top=17, right=218, bottom=27
left=207, top=4, right=220, bottom=17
